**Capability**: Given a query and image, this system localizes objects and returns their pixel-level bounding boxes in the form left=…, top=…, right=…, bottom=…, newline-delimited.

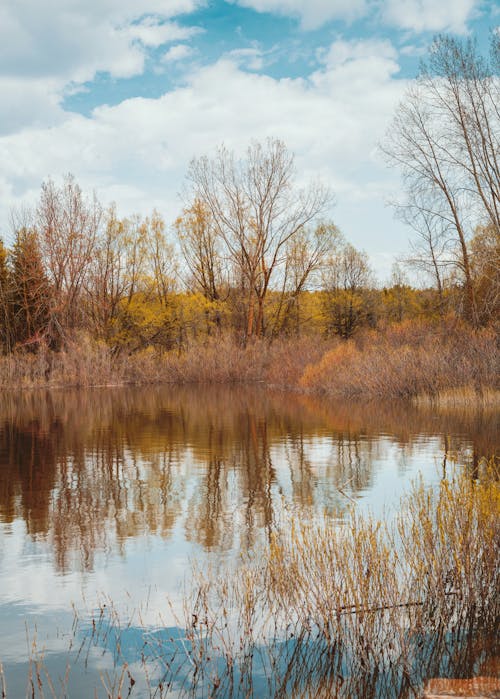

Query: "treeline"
left=0, top=34, right=498, bottom=358
left=0, top=174, right=496, bottom=357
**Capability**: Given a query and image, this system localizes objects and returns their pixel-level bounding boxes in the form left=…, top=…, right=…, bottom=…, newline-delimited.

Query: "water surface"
left=0, top=385, right=497, bottom=696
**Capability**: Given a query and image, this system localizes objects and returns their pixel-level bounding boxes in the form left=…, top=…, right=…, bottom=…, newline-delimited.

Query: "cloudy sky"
left=0, top=0, right=497, bottom=280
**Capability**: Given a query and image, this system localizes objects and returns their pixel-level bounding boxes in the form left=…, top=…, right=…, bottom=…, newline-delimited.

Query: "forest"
left=0, top=35, right=498, bottom=399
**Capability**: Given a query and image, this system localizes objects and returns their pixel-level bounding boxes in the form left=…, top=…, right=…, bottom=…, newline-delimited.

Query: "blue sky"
left=0, top=0, right=497, bottom=280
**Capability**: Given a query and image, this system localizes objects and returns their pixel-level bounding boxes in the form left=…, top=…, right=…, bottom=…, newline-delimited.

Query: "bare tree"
left=273, top=222, right=340, bottom=335
left=397, top=191, right=456, bottom=316
left=85, top=206, right=139, bottom=343
left=175, top=198, right=227, bottom=303
left=143, top=210, right=177, bottom=308
left=383, top=34, right=500, bottom=327
left=187, top=138, right=332, bottom=339
left=36, top=174, right=102, bottom=335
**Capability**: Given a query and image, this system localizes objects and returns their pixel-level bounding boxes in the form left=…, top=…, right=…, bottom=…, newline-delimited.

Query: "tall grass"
left=0, top=333, right=330, bottom=390
left=300, top=321, right=499, bottom=401
left=0, top=321, right=497, bottom=404
left=172, top=460, right=499, bottom=697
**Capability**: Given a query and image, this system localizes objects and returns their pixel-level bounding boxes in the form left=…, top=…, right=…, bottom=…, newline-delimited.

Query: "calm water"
left=0, top=385, right=497, bottom=697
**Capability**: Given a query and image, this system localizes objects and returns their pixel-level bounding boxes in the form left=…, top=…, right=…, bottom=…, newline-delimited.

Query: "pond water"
left=0, top=385, right=497, bottom=697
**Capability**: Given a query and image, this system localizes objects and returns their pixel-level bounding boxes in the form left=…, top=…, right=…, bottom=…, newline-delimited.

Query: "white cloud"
left=161, top=44, right=195, bottom=63
left=0, top=39, right=409, bottom=273
left=231, top=0, right=368, bottom=29
left=0, top=1, right=204, bottom=136
left=226, top=47, right=267, bottom=70
left=0, top=1, right=203, bottom=82
left=231, top=0, right=482, bottom=32
left=381, top=0, right=479, bottom=34
left=0, top=77, right=65, bottom=135
left=126, top=18, right=203, bottom=48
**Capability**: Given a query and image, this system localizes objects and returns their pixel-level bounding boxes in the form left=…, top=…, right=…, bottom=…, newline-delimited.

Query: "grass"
left=300, top=321, right=499, bottom=402
left=0, top=333, right=330, bottom=390
left=0, top=320, right=497, bottom=404
left=171, top=458, right=499, bottom=697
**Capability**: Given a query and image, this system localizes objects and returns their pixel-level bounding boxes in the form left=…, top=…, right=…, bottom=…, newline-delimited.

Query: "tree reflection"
left=0, top=386, right=496, bottom=572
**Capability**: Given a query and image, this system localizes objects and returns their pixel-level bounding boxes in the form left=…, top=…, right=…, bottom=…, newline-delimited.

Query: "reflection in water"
left=74, top=610, right=498, bottom=698
left=0, top=386, right=497, bottom=574
left=0, top=386, right=498, bottom=697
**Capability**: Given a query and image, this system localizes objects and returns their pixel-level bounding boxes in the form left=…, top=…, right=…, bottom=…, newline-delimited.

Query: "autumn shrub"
left=300, top=321, right=499, bottom=400
left=0, top=321, right=497, bottom=399
left=264, top=334, right=335, bottom=387
left=148, top=334, right=270, bottom=383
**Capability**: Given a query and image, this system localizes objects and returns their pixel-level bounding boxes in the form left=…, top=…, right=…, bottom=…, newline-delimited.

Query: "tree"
left=470, top=223, right=500, bottom=325
left=144, top=210, right=177, bottom=309
left=382, top=263, right=422, bottom=324
left=187, top=138, right=332, bottom=339
left=37, top=174, right=102, bottom=335
left=175, top=198, right=226, bottom=304
left=9, top=228, right=52, bottom=348
left=85, top=207, right=140, bottom=344
left=0, top=240, right=12, bottom=352
left=175, top=199, right=229, bottom=335
left=272, top=222, right=339, bottom=336
left=397, top=191, right=454, bottom=318
left=322, top=239, right=373, bottom=339
left=383, top=34, right=500, bottom=326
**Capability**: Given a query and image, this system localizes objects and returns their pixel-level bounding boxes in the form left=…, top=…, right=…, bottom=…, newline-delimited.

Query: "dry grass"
left=300, top=321, right=499, bottom=402
left=166, top=459, right=500, bottom=697
left=0, top=333, right=330, bottom=390
left=0, top=321, right=497, bottom=405
left=414, top=387, right=500, bottom=409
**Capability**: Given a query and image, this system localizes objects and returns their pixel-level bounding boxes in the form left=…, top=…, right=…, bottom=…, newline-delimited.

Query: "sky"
left=0, top=0, right=497, bottom=281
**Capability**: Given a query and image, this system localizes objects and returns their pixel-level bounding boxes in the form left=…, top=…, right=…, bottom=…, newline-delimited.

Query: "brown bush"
left=300, top=322, right=499, bottom=401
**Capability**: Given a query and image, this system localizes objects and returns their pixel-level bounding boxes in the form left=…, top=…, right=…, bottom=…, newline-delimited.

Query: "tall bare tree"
left=85, top=206, right=137, bottom=343
left=36, top=174, right=102, bottom=335
left=272, top=222, right=339, bottom=335
left=144, top=210, right=177, bottom=308
left=187, top=138, right=332, bottom=339
left=383, top=34, right=499, bottom=326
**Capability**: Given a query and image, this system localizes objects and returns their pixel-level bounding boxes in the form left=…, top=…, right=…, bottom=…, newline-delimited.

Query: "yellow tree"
left=85, top=207, right=146, bottom=344
left=322, top=239, right=373, bottom=339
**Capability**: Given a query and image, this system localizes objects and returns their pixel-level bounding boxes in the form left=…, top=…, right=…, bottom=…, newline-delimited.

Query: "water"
left=0, top=385, right=497, bottom=697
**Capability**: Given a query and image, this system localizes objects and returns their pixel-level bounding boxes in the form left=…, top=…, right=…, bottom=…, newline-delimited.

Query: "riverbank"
left=0, top=322, right=498, bottom=405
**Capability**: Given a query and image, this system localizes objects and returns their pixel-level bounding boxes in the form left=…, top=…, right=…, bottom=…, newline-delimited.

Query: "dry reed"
left=172, top=459, right=499, bottom=697
left=0, top=322, right=497, bottom=404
